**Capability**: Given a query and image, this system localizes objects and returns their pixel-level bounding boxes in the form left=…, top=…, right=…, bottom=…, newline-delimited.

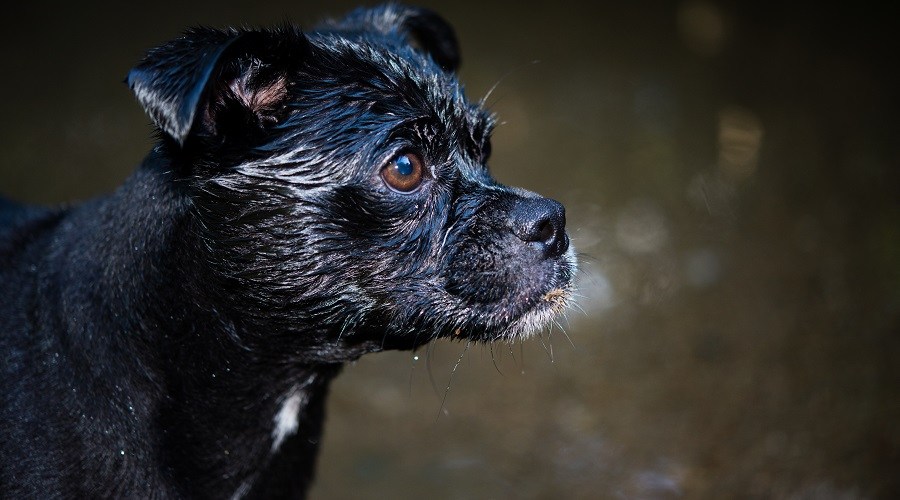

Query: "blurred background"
left=2, top=1, right=897, bottom=498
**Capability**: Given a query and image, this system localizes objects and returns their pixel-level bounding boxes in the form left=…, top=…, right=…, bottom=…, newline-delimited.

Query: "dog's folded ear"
left=324, top=5, right=460, bottom=73
left=127, top=27, right=307, bottom=145
left=399, top=7, right=460, bottom=73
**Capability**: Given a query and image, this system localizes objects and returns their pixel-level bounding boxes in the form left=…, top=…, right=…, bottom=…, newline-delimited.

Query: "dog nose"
left=511, top=197, right=569, bottom=258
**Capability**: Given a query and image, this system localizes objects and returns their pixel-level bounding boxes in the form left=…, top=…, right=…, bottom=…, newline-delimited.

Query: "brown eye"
left=381, top=153, right=425, bottom=192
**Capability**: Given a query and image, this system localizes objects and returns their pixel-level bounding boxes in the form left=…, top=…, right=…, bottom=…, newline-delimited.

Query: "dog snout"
left=510, top=197, right=569, bottom=259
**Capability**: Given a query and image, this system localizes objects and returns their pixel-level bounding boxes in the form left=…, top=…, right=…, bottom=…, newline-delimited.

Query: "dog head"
left=128, top=5, right=576, bottom=356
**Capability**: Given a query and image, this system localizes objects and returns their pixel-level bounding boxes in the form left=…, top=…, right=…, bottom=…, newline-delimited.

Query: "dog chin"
left=503, top=246, right=578, bottom=341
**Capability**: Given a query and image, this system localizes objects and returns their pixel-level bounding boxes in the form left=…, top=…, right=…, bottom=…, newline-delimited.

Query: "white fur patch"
left=271, top=386, right=306, bottom=452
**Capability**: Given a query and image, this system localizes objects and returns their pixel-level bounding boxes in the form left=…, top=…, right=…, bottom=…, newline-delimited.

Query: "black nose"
left=510, top=197, right=569, bottom=259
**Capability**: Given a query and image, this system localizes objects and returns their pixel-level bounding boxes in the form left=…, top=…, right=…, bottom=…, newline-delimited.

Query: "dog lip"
left=508, top=262, right=576, bottom=336
left=442, top=230, right=577, bottom=338
left=444, top=254, right=575, bottom=342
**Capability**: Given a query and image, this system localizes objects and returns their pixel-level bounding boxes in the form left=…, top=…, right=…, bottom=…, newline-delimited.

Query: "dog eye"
left=381, top=153, right=425, bottom=192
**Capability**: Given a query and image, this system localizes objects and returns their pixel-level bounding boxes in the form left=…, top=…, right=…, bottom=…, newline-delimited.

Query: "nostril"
left=510, top=196, right=568, bottom=259
left=536, top=219, right=555, bottom=244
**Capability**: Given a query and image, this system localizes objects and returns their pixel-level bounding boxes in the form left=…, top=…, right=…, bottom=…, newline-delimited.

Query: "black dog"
left=0, top=4, right=575, bottom=498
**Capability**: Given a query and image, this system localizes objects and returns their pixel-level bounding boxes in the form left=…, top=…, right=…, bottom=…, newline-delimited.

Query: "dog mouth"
left=503, top=284, right=574, bottom=339
left=442, top=244, right=578, bottom=342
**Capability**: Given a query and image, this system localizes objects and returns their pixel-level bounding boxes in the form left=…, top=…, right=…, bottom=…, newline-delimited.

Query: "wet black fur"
left=0, top=4, right=574, bottom=498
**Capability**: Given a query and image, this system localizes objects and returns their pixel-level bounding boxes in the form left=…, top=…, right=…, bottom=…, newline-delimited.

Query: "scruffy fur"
left=0, top=5, right=575, bottom=498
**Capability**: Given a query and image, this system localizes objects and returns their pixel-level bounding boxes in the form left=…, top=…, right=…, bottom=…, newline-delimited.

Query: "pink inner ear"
left=230, top=74, right=288, bottom=115
left=254, top=76, right=289, bottom=110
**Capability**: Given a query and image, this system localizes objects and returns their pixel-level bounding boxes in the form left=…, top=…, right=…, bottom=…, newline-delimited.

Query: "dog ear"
left=326, top=5, right=460, bottom=73
left=127, top=27, right=307, bottom=145
left=399, top=7, right=461, bottom=73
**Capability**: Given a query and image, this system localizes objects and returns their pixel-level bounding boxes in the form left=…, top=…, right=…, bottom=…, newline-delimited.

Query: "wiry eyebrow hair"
left=471, top=106, right=496, bottom=143
left=462, top=104, right=495, bottom=160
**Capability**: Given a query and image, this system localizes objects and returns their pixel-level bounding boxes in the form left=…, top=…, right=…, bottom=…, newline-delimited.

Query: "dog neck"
left=43, top=148, right=355, bottom=497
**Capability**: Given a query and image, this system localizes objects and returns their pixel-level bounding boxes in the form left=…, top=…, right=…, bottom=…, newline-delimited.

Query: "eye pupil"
left=381, top=153, right=425, bottom=192
left=395, top=155, right=414, bottom=176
